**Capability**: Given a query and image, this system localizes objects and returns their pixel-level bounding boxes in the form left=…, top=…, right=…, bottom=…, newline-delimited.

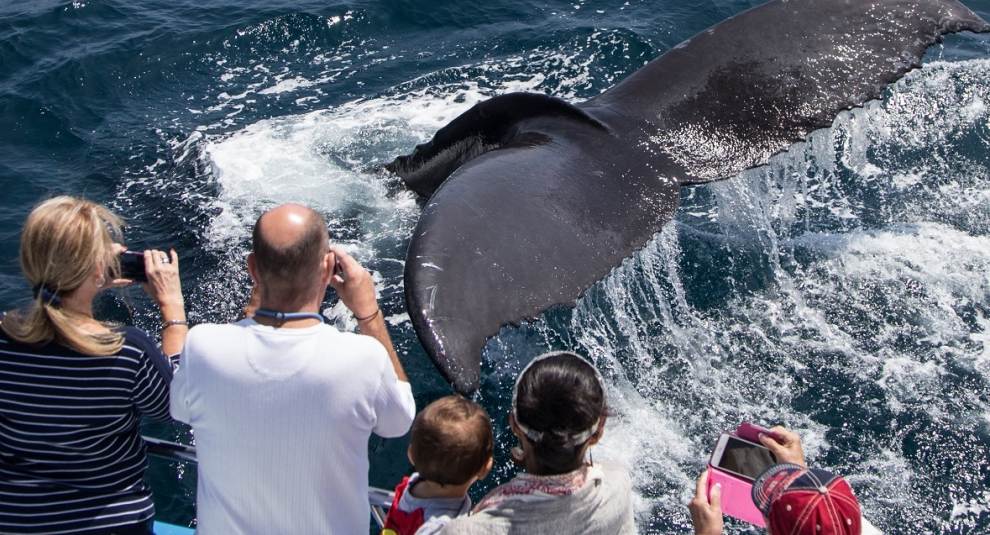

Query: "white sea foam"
left=199, top=87, right=484, bottom=250
left=258, top=76, right=314, bottom=95
left=951, top=491, right=990, bottom=520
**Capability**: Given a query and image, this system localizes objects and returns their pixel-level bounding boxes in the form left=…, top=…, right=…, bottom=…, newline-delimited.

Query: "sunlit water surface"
left=1, top=1, right=990, bottom=533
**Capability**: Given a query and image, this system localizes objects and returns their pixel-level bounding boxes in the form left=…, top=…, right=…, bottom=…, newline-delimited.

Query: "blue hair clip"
left=32, top=284, right=61, bottom=307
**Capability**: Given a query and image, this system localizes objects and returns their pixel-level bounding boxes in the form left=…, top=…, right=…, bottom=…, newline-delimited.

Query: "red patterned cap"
left=752, top=463, right=862, bottom=535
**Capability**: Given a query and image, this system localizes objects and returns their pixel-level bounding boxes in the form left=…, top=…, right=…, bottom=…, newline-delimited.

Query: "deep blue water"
left=3, top=1, right=990, bottom=533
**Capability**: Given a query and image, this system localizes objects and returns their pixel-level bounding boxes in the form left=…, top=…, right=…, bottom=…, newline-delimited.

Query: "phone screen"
left=714, top=436, right=776, bottom=481
left=119, top=251, right=147, bottom=282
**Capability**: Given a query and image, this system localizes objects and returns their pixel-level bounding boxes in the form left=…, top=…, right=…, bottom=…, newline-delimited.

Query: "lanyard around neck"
left=253, top=309, right=325, bottom=323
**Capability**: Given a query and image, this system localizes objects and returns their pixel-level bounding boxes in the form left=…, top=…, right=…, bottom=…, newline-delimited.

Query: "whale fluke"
left=392, top=0, right=989, bottom=393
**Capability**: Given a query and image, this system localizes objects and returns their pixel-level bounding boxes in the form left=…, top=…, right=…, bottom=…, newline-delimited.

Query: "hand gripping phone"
left=735, top=422, right=783, bottom=444
left=119, top=251, right=149, bottom=282
left=707, top=432, right=777, bottom=527
left=119, top=250, right=170, bottom=283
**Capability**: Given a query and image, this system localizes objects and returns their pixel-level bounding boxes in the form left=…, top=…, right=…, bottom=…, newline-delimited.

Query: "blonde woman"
left=0, top=196, right=187, bottom=534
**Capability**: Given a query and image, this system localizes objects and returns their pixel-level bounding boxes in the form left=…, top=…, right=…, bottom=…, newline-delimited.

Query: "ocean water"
left=2, top=0, right=990, bottom=533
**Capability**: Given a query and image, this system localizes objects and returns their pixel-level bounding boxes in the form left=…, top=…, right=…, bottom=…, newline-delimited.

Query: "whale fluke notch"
left=397, top=0, right=989, bottom=393
left=387, top=93, right=607, bottom=198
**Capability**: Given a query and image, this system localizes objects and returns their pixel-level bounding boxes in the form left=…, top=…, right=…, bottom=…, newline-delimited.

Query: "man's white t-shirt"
left=170, top=319, right=416, bottom=535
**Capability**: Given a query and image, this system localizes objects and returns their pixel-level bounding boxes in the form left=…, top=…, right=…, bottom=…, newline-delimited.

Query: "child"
left=382, top=396, right=494, bottom=535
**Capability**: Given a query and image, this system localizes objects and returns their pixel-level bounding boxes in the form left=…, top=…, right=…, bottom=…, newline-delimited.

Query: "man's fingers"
left=169, top=249, right=179, bottom=267
left=328, top=246, right=361, bottom=275
left=709, top=483, right=722, bottom=510
left=328, top=245, right=351, bottom=265
left=759, top=434, right=786, bottom=458
left=695, top=469, right=709, bottom=499
left=770, top=426, right=792, bottom=442
left=329, top=246, right=373, bottom=289
left=759, top=432, right=779, bottom=447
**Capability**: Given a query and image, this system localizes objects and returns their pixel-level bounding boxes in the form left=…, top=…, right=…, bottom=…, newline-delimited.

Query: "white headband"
left=510, top=351, right=606, bottom=448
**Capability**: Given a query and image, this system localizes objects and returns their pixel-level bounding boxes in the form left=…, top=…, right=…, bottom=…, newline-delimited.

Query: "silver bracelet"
left=162, top=319, right=189, bottom=330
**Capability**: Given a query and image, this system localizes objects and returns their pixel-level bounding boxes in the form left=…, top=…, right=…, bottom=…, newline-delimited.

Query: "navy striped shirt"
left=0, top=321, right=173, bottom=534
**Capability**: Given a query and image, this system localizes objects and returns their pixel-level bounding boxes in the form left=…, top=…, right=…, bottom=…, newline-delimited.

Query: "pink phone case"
left=707, top=466, right=766, bottom=527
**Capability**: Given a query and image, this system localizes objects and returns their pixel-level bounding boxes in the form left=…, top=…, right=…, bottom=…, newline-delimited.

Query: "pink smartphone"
left=708, top=433, right=777, bottom=527
left=736, top=422, right=782, bottom=444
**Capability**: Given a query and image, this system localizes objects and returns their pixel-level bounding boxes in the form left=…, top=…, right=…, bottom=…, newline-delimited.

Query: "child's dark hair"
left=409, top=395, right=494, bottom=486
left=513, top=351, right=606, bottom=475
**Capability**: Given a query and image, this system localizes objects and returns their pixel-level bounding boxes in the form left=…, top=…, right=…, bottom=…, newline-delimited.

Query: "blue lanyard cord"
left=253, top=309, right=326, bottom=323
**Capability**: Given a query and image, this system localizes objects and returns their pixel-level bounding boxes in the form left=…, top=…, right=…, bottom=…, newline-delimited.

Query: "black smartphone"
left=119, top=251, right=148, bottom=282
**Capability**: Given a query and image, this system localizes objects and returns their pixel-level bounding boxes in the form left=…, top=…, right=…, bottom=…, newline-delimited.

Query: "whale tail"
left=396, top=0, right=989, bottom=393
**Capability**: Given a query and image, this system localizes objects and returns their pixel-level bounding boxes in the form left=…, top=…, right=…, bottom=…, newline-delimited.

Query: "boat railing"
left=143, top=436, right=392, bottom=529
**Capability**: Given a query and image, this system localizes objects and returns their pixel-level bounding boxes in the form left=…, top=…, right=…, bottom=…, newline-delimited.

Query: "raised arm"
left=329, top=246, right=408, bottom=383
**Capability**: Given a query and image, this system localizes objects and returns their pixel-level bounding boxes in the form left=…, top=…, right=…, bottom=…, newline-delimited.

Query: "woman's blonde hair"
left=1, top=196, right=125, bottom=355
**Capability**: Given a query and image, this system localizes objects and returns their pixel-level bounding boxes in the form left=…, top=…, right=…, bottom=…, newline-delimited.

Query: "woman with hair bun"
left=442, top=351, right=635, bottom=534
left=0, top=196, right=187, bottom=534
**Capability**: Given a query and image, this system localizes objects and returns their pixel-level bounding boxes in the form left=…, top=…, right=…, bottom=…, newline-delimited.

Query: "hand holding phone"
left=708, top=433, right=777, bottom=527
left=328, top=246, right=378, bottom=320
left=689, top=470, right=723, bottom=535
left=119, top=250, right=150, bottom=282
left=736, top=422, right=783, bottom=443
left=755, top=426, right=807, bottom=468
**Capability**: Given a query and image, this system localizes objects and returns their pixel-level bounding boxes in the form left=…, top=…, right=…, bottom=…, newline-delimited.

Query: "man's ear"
left=247, top=253, right=259, bottom=284
left=320, top=252, right=334, bottom=286
left=406, top=446, right=415, bottom=468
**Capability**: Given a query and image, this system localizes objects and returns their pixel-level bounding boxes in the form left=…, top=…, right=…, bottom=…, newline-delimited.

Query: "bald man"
left=170, top=204, right=415, bottom=534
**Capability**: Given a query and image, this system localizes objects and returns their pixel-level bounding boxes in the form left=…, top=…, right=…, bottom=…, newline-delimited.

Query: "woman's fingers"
left=143, top=249, right=157, bottom=277
left=104, top=244, right=132, bottom=288
left=140, top=249, right=185, bottom=312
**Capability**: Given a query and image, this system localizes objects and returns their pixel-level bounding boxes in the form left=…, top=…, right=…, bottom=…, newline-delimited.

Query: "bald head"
left=251, top=204, right=330, bottom=308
